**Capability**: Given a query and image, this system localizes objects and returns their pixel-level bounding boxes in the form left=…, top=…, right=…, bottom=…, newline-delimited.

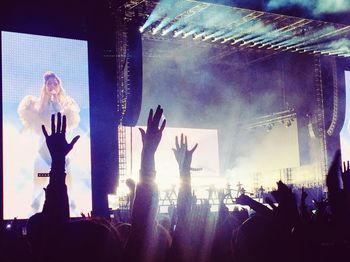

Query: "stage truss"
left=110, top=0, right=347, bottom=210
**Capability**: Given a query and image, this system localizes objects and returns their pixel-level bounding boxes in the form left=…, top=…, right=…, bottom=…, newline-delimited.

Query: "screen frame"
left=0, top=1, right=120, bottom=220
left=0, top=1, right=91, bottom=221
left=0, top=30, right=91, bottom=220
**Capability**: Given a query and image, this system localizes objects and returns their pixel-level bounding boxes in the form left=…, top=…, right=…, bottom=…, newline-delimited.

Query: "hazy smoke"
left=328, top=38, right=350, bottom=52
left=266, top=0, right=350, bottom=16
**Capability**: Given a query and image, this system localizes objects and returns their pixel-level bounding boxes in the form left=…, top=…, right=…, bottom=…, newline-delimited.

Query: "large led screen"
left=125, top=126, right=220, bottom=188
left=2, top=31, right=91, bottom=219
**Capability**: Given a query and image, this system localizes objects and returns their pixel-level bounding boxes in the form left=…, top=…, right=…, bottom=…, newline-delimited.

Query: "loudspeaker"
left=122, top=20, right=143, bottom=126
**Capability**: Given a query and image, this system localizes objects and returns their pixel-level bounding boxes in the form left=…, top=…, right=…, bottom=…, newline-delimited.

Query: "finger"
left=190, top=143, right=198, bottom=153
left=343, top=161, right=346, bottom=173
left=42, top=125, right=49, bottom=138
left=62, top=115, right=67, bottom=134
left=69, top=135, right=80, bottom=148
left=175, top=136, right=180, bottom=150
left=160, top=119, right=166, bottom=132
left=347, top=160, right=349, bottom=171
left=139, top=128, right=146, bottom=143
left=153, top=105, right=163, bottom=128
left=185, top=136, right=188, bottom=150
left=181, top=133, right=184, bottom=146
left=147, top=109, right=153, bottom=128
left=51, top=114, right=55, bottom=134
left=57, top=112, right=62, bottom=133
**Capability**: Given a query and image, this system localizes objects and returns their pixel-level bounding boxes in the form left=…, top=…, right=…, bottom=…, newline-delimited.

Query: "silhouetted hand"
left=42, top=112, right=80, bottom=162
left=326, top=150, right=341, bottom=192
left=139, top=105, right=166, bottom=155
left=342, top=161, right=350, bottom=191
left=313, top=198, right=328, bottom=211
left=237, top=194, right=273, bottom=217
left=172, top=134, right=198, bottom=174
left=139, top=105, right=166, bottom=177
left=236, top=194, right=252, bottom=206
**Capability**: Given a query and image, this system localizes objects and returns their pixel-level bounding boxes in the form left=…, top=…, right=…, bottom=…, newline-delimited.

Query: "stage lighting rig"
left=246, top=109, right=296, bottom=130
left=137, top=0, right=350, bottom=57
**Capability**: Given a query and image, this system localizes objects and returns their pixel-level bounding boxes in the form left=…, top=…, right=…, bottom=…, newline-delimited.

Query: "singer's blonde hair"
left=38, top=71, right=67, bottom=112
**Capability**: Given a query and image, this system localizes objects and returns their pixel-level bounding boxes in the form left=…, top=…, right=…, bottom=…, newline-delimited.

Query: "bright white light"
left=182, top=29, right=197, bottom=39
left=222, top=37, right=233, bottom=43
left=161, top=29, right=170, bottom=36
left=193, top=32, right=206, bottom=40
left=173, top=30, right=183, bottom=38
left=151, top=28, right=159, bottom=35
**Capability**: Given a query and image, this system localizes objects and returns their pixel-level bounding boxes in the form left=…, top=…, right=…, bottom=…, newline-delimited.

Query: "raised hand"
left=42, top=113, right=80, bottom=170
left=172, top=134, right=198, bottom=174
left=342, top=161, right=350, bottom=191
left=326, top=150, right=341, bottom=192
left=236, top=194, right=252, bottom=206
left=139, top=105, right=166, bottom=178
left=139, top=105, right=166, bottom=155
left=237, top=194, right=273, bottom=217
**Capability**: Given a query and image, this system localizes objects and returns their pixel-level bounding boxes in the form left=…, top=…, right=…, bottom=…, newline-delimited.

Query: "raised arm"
left=342, top=161, right=350, bottom=211
left=236, top=194, right=272, bottom=217
left=31, top=113, right=79, bottom=261
left=125, top=105, right=166, bottom=261
left=168, top=134, right=197, bottom=262
left=172, top=134, right=197, bottom=221
left=326, top=151, right=346, bottom=224
left=41, top=112, right=80, bottom=223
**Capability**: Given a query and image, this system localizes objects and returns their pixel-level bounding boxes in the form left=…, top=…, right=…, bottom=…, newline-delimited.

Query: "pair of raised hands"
left=139, top=105, right=198, bottom=175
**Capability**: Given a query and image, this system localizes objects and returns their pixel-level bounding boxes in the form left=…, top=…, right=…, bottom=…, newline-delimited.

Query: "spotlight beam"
left=253, top=19, right=312, bottom=48
left=273, top=25, right=350, bottom=52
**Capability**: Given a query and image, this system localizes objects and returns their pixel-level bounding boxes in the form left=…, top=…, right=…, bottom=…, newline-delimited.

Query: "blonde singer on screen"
left=18, top=71, right=80, bottom=134
left=17, top=71, right=80, bottom=212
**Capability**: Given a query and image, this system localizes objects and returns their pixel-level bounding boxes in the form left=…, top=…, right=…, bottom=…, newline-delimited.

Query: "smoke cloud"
left=266, top=0, right=350, bottom=16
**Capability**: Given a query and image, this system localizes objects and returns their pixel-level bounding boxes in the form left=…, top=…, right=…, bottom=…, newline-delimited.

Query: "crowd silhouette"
left=1, top=106, right=350, bottom=262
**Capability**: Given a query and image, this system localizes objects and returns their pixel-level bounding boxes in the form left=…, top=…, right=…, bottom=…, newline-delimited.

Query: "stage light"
left=161, top=27, right=173, bottom=36
left=173, top=30, right=183, bottom=38
left=193, top=32, right=206, bottom=40
left=221, top=38, right=230, bottom=43
left=151, top=28, right=159, bottom=35
left=182, top=29, right=197, bottom=39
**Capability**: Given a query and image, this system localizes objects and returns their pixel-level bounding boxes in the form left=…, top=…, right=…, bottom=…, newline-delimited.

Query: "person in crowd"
left=18, top=72, right=80, bottom=135
left=168, top=134, right=198, bottom=262
left=2, top=104, right=350, bottom=262
left=123, top=105, right=169, bottom=262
